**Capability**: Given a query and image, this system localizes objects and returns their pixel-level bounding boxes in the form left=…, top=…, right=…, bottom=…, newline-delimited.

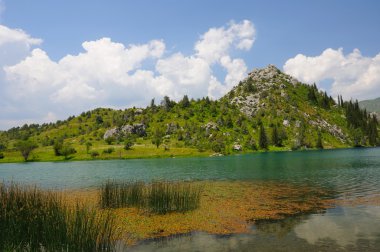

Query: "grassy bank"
left=0, top=141, right=213, bottom=163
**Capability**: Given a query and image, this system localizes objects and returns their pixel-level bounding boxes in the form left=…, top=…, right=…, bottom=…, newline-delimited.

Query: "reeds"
left=100, top=180, right=202, bottom=214
left=0, top=182, right=115, bottom=251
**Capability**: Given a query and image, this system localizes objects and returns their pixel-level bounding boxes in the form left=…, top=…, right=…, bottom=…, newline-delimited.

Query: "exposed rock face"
left=309, top=119, right=347, bottom=143
left=229, top=65, right=300, bottom=117
left=121, top=123, right=146, bottom=137
left=203, top=122, right=219, bottom=135
left=104, top=123, right=146, bottom=140
left=166, top=122, right=178, bottom=134
left=103, top=128, right=118, bottom=140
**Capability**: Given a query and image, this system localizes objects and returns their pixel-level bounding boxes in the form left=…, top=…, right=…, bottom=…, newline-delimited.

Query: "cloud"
left=283, top=48, right=380, bottom=100
left=195, top=20, right=255, bottom=64
left=1, top=20, right=255, bottom=129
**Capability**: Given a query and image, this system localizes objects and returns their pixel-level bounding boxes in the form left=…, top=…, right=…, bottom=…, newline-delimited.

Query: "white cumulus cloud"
left=283, top=48, right=380, bottom=100
left=1, top=20, right=256, bottom=129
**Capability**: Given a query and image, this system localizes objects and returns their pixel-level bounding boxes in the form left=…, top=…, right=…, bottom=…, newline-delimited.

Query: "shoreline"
left=0, top=145, right=365, bottom=164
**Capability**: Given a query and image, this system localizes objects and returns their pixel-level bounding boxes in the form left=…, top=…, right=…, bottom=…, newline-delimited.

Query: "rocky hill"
left=0, top=65, right=378, bottom=162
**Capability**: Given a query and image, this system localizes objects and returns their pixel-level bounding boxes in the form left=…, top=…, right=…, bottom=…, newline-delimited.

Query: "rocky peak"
left=248, top=64, right=281, bottom=81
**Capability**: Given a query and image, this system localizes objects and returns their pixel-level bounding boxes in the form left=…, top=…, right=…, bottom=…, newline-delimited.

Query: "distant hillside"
left=359, top=97, right=380, bottom=115
left=0, top=65, right=378, bottom=162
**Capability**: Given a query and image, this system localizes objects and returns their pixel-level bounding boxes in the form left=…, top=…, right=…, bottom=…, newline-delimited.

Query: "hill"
left=359, top=97, right=380, bottom=117
left=0, top=65, right=378, bottom=162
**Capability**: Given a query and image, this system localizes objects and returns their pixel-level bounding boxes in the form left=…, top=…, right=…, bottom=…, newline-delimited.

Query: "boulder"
left=233, top=144, right=242, bottom=151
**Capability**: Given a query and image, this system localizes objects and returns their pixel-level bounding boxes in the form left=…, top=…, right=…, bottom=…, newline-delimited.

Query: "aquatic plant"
left=147, top=181, right=202, bottom=214
left=100, top=180, right=202, bottom=214
left=100, top=180, right=145, bottom=209
left=0, top=182, right=115, bottom=251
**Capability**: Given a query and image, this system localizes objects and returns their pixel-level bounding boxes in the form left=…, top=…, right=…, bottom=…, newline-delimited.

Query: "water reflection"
left=294, top=206, right=380, bottom=247
left=129, top=206, right=380, bottom=252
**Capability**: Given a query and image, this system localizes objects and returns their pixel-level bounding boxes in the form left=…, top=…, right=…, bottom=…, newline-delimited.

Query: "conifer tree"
left=316, top=131, right=323, bottom=149
left=271, top=125, right=282, bottom=147
left=259, top=124, right=268, bottom=150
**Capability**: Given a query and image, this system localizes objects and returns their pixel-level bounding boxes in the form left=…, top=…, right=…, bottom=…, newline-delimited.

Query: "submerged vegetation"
left=100, top=180, right=202, bottom=214
left=0, top=182, right=115, bottom=251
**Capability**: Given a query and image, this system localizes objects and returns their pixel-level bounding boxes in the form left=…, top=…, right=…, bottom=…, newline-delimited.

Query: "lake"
left=1, top=147, right=380, bottom=251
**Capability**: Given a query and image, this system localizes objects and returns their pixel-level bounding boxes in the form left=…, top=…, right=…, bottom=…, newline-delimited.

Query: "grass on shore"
left=0, top=182, right=115, bottom=251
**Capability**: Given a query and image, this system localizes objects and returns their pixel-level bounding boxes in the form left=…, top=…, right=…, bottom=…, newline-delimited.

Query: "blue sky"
left=0, top=0, right=380, bottom=129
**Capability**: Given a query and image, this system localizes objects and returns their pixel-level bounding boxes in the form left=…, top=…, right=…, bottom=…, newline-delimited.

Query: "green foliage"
left=100, top=180, right=202, bottom=214
left=105, top=136, right=115, bottom=145
left=259, top=124, right=268, bottom=150
left=152, top=127, right=164, bottom=148
left=180, top=95, right=190, bottom=108
left=271, top=125, right=282, bottom=147
left=91, top=151, right=100, bottom=158
left=85, top=141, right=92, bottom=154
left=0, top=153, right=4, bottom=159
left=316, top=131, right=323, bottom=149
left=1, top=66, right=378, bottom=162
left=103, top=147, right=114, bottom=154
left=124, top=138, right=134, bottom=150
left=0, top=182, right=115, bottom=251
left=244, top=136, right=257, bottom=151
left=15, top=140, right=38, bottom=161
left=60, top=144, right=77, bottom=159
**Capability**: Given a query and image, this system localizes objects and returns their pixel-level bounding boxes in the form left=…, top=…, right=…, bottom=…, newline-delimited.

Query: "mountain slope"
left=359, top=97, right=380, bottom=116
left=0, top=65, right=378, bottom=162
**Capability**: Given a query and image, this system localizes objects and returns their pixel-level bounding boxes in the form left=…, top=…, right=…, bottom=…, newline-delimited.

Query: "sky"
left=0, top=0, right=380, bottom=130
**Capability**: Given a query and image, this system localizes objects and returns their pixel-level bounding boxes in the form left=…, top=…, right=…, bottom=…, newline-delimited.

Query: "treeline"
left=338, top=96, right=378, bottom=146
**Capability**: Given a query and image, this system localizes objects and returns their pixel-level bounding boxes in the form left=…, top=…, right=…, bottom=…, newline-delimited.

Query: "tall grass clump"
left=100, top=180, right=145, bottom=209
left=148, top=181, right=202, bottom=214
left=0, top=182, right=115, bottom=251
left=100, top=180, right=202, bottom=214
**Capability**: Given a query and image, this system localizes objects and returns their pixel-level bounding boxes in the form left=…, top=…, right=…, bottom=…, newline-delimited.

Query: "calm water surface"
left=1, top=147, right=380, bottom=251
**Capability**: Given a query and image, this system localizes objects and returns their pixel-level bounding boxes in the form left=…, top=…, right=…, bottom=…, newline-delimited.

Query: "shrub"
left=0, top=153, right=4, bottom=159
left=103, top=147, right=114, bottom=154
left=91, top=151, right=99, bottom=158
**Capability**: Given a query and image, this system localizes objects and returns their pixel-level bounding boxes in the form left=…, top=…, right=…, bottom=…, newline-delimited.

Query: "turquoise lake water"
left=1, top=147, right=380, bottom=251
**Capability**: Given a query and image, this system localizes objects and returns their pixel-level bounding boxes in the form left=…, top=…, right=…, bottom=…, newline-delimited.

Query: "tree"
left=244, top=135, right=257, bottom=151
left=181, top=95, right=190, bottom=108
left=152, top=128, right=164, bottom=148
left=368, top=114, right=378, bottom=146
left=316, top=131, right=323, bottom=149
left=271, top=125, right=282, bottom=147
left=15, top=140, right=38, bottom=161
left=60, top=144, right=77, bottom=159
left=85, top=142, right=92, bottom=154
left=53, top=140, right=63, bottom=156
left=259, top=124, right=268, bottom=150
left=124, top=137, right=134, bottom=150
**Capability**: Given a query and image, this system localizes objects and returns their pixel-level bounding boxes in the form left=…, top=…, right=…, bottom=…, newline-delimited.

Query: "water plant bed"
left=61, top=181, right=336, bottom=246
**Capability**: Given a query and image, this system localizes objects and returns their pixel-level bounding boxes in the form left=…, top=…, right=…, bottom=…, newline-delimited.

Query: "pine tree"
left=271, top=125, right=282, bottom=147
left=368, top=114, right=378, bottom=146
left=181, top=95, right=190, bottom=108
left=316, top=131, right=323, bottom=149
left=259, top=124, right=268, bottom=150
